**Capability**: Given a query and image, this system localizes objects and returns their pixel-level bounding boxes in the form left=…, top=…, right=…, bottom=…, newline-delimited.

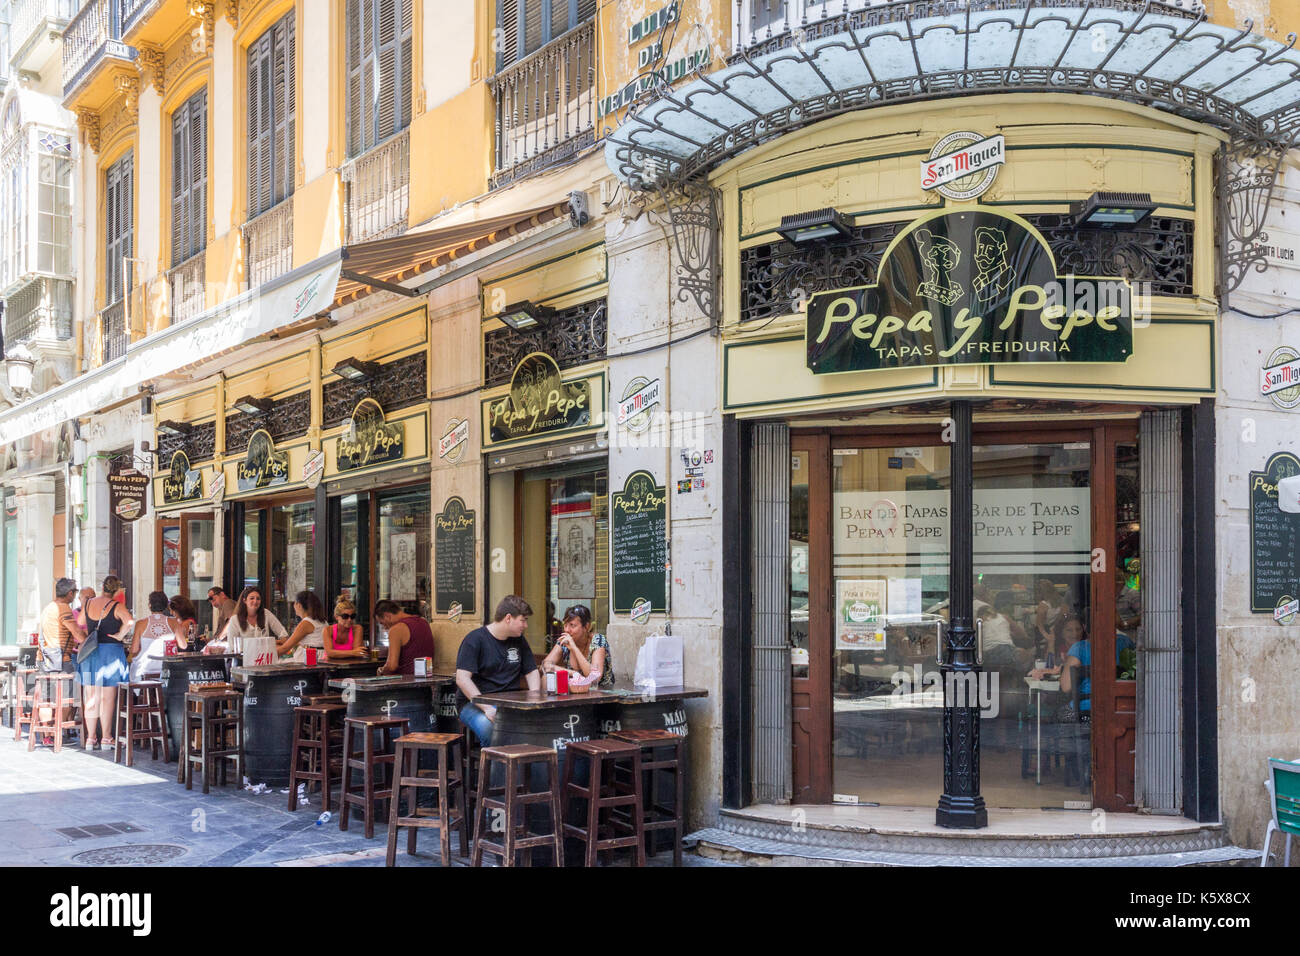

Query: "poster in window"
left=556, top=515, right=596, bottom=600
left=836, top=579, right=887, bottom=650
left=287, top=543, right=307, bottom=599
left=390, top=531, right=418, bottom=602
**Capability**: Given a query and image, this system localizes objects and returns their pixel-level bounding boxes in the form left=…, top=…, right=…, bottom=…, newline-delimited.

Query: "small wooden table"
left=328, top=673, right=456, bottom=733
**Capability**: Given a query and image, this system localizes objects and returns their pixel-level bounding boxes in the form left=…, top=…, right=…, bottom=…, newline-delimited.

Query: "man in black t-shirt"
left=455, top=595, right=540, bottom=745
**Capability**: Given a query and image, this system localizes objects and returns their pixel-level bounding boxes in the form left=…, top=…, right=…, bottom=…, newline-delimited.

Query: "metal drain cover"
left=72, top=844, right=187, bottom=866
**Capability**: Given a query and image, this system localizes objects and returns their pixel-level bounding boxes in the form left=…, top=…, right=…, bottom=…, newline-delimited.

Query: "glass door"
left=376, top=487, right=431, bottom=619
left=268, top=501, right=316, bottom=626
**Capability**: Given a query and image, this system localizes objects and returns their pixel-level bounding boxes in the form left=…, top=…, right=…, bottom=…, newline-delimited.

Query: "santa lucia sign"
left=806, top=209, right=1134, bottom=374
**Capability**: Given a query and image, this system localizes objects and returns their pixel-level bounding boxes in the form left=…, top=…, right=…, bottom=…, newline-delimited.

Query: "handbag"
left=77, top=614, right=101, bottom=664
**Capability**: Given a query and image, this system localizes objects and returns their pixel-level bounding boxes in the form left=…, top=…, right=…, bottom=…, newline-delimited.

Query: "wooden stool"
left=288, top=703, right=346, bottom=812
left=114, top=681, right=169, bottom=766
left=385, top=732, right=470, bottom=867
left=460, top=723, right=484, bottom=814
left=182, top=689, right=244, bottom=794
left=562, top=738, right=647, bottom=867
left=304, top=693, right=344, bottom=706
left=13, top=667, right=37, bottom=743
left=339, top=715, right=410, bottom=839
left=28, top=673, right=82, bottom=753
left=471, top=744, right=563, bottom=868
left=608, top=729, right=687, bottom=866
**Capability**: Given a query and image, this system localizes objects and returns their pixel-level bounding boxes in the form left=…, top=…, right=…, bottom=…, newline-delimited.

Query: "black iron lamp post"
left=937, top=400, right=988, bottom=828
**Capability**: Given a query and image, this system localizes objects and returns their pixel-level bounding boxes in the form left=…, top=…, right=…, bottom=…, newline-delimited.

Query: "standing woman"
left=205, top=585, right=287, bottom=654
left=79, top=575, right=133, bottom=749
left=542, top=604, right=613, bottom=688
left=278, top=591, right=328, bottom=663
left=128, top=591, right=186, bottom=682
left=169, top=595, right=200, bottom=650
left=322, top=596, right=367, bottom=660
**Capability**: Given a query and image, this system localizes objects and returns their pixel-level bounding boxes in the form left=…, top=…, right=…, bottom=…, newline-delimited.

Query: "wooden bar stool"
left=608, top=729, right=687, bottom=866
left=471, top=744, right=563, bottom=868
left=182, top=689, right=244, bottom=794
left=28, top=673, right=82, bottom=753
left=460, top=723, right=484, bottom=814
left=114, top=681, right=169, bottom=766
left=339, top=715, right=409, bottom=839
left=562, top=738, right=647, bottom=867
left=13, top=667, right=37, bottom=743
left=385, top=732, right=470, bottom=867
left=304, top=693, right=344, bottom=706
left=288, top=703, right=346, bottom=812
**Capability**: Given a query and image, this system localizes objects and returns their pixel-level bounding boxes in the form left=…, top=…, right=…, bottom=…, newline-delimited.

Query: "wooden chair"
left=13, top=667, right=37, bottom=744
left=609, top=729, right=687, bottom=865
left=385, top=732, right=470, bottom=867
left=288, top=703, right=346, bottom=812
left=182, top=689, right=244, bottom=794
left=28, top=673, right=82, bottom=753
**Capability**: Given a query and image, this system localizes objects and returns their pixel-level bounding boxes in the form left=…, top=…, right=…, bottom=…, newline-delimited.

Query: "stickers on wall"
left=448, top=602, right=463, bottom=624
left=209, top=471, right=226, bottom=505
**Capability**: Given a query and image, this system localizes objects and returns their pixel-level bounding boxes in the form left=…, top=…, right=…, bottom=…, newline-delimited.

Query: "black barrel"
left=597, top=696, right=691, bottom=856
left=18, top=646, right=38, bottom=667
left=433, top=684, right=460, bottom=733
left=345, top=683, right=435, bottom=730
left=238, top=668, right=327, bottom=787
left=159, top=654, right=234, bottom=761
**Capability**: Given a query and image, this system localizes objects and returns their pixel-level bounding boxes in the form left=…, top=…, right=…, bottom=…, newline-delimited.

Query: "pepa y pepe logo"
left=807, top=209, right=1134, bottom=374
left=162, top=450, right=202, bottom=504
left=486, top=352, right=591, bottom=443
left=435, top=495, right=475, bottom=535
left=336, top=398, right=404, bottom=471
left=613, top=470, right=666, bottom=517
left=236, top=430, right=289, bottom=491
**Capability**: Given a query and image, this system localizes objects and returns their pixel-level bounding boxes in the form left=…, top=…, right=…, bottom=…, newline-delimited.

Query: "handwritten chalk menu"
left=611, top=470, right=667, bottom=615
left=435, top=496, right=476, bottom=615
left=1250, top=452, right=1300, bottom=614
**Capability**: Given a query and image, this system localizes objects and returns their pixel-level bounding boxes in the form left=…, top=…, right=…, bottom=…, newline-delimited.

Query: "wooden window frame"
left=170, top=89, right=208, bottom=268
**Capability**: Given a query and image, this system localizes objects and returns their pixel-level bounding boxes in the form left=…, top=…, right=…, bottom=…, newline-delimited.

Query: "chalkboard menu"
left=611, top=470, right=667, bottom=615
left=435, top=496, right=476, bottom=615
left=1250, top=452, right=1300, bottom=615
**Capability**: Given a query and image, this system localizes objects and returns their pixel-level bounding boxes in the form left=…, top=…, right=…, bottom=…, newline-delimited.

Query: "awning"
left=605, top=4, right=1300, bottom=185
left=333, top=199, right=572, bottom=306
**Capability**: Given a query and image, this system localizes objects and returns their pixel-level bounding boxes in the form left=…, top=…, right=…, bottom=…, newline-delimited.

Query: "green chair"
left=1261, top=758, right=1300, bottom=867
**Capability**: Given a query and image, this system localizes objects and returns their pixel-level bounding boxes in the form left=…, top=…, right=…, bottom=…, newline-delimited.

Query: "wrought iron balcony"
left=100, top=297, right=127, bottom=363
left=2, top=276, right=73, bottom=349
left=8, top=0, right=76, bottom=70
left=62, top=0, right=135, bottom=100
left=243, top=195, right=294, bottom=289
left=341, top=129, right=409, bottom=243
left=489, top=20, right=596, bottom=188
left=120, top=0, right=157, bottom=37
left=168, top=249, right=205, bottom=323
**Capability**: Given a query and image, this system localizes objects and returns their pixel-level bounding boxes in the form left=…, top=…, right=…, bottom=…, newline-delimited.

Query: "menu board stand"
left=1250, top=452, right=1300, bottom=615
left=611, top=470, right=667, bottom=616
left=435, top=496, right=476, bottom=616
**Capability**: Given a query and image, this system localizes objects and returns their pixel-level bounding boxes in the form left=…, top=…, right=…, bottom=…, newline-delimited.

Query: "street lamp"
left=4, top=345, right=35, bottom=396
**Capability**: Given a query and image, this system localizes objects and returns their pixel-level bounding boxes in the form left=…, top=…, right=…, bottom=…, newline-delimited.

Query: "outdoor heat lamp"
left=1278, top=475, right=1300, bottom=514
left=1071, top=191, right=1157, bottom=229
left=332, top=357, right=381, bottom=381
left=495, top=301, right=554, bottom=331
left=777, top=207, right=853, bottom=245
left=232, top=395, right=274, bottom=415
left=156, top=420, right=192, bottom=437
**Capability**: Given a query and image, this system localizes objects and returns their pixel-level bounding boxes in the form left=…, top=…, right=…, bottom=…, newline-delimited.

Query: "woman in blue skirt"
left=78, top=575, right=133, bottom=749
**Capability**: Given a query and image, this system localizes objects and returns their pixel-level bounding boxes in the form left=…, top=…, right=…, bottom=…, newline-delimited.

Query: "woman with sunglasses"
left=542, top=604, right=613, bottom=688
left=322, top=596, right=367, bottom=660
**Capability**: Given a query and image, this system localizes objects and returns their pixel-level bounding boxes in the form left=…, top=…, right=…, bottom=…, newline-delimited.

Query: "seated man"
left=375, top=600, right=434, bottom=675
left=455, top=595, right=541, bottom=746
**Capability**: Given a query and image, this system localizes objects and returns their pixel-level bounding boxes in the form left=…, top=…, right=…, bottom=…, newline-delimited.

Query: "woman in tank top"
left=129, top=591, right=187, bottom=682
left=322, top=596, right=367, bottom=660
left=278, top=590, right=328, bottom=663
left=79, top=576, right=133, bottom=749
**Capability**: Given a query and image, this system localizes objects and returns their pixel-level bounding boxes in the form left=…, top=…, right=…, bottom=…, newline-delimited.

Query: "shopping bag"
left=633, top=634, right=683, bottom=690
left=242, top=636, right=277, bottom=667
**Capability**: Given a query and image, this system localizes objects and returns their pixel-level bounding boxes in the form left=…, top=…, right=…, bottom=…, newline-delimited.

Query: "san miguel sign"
left=236, top=430, right=289, bottom=492
left=482, top=352, right=600, bottom=446
left=162, top=451, right=202, bottom=505
left=807, top=210, right=1134, bottom=374
left=337, top=398, right=404, bottom=471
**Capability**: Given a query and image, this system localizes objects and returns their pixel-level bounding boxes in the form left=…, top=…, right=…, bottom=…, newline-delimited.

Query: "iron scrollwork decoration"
left=226, top=391, right=311, bottom=456
left=484, top=298, right=608, bottom=388
left=1024, top=214, right=1194, bottom=297
left=323, top=352, right=428, bottom=429
left=648, top=179, right=721, bottom=327
left=156, top=420, right=216, bottom=464
left=1218, top=133, right=1297, bottom=296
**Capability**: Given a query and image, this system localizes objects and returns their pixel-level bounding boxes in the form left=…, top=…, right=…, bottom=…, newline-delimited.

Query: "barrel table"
left=159, top=653, right=241, bottom=762
left=327, top=673, right=455, bottom=731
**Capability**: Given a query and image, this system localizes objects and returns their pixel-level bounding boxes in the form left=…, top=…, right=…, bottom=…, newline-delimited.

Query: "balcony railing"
left=120, top=0, right=156, bottom=36
left=732, top=0, right=1206, bottom=54
left=63, top=0, right=135, bottom=99
left=341, top=129, right=409, bottom=243
left=489, top=21, right=595, bottom=188
left=168, top=250, right=205, bottom=323
left=9, top=0, right=76, bottom=63
left=3, top=276, right=73, bottom=347
left=243, top=196, right=294, bottom=289
left=101, top=298, right=127, bottom=363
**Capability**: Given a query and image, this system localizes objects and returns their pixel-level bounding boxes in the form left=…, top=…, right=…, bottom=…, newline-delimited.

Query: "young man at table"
left=455, top=595, right=541, bottom=746
left=375, top=600, right=435, bottom=675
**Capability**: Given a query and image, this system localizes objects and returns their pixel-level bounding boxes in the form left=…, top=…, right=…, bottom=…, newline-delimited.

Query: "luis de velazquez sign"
left=806, top=210, right=1134, bottom=373
left=482, top=352, right=604, bottom=447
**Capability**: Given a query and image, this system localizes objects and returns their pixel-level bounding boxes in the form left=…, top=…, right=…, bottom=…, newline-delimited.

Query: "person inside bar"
left=277, top=590, right=328, bottom=663
left=322, top=596, right=367, bottom=660
left=374, top=599, right=434, bottom=675
left=542, top=604, right=613, bottom=688
left=204, top=585, right=287, bottom=655
left=207, top=587, right=238, bottom=643
left=455, top=595, right=541, bottom=746
left=169, top=595, right=200, bottom=650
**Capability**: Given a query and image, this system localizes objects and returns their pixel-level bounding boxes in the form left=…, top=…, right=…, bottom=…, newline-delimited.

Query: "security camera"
left=569, top=191, right=590, bottom=228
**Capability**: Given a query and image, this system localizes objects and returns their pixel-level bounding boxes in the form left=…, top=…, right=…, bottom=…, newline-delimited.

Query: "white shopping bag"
left=633, top=634, right=683, bottom=691
left=242, top=637, right=278, bottom=667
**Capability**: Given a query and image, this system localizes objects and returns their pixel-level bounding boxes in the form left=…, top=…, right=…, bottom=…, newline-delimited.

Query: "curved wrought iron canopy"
left=605, top=2, right=1300, bottom=186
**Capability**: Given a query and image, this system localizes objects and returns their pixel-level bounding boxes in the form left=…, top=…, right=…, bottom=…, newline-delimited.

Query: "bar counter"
left=473, top=685, right=707, bottom=751
left=158, top=652, right=241, bottom=760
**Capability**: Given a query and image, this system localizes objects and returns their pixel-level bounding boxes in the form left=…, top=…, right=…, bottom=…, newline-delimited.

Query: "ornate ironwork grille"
left=1023, top=214, right=1193, bottom=298
left=156, top=421, right=217, bottom=465
left=322, top=351, right=428, bottom=428
left=484, top=298, right=607, bottom=387
left=226, top=391, right=311, bottom=455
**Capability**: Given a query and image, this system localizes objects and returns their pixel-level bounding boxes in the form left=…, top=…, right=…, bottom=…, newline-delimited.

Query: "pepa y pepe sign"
left=807, top=210, right=1134, bottom=373
left=162, top=450, right=202, bottom=505
left=108, top=465, right=149, bottom=522
left=236, top=430, right=289, bottom=492
left=483, top=351, right=594, bottom=446
left=337, top=397, right=405, bottom=471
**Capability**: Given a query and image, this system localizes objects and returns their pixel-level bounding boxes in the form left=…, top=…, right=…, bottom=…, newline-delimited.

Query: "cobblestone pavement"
left=0, top=734, right=730, bottom=867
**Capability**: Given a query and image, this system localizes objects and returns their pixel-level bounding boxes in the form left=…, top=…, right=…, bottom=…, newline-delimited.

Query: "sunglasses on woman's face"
left=338, top=613, right=355, bottom=619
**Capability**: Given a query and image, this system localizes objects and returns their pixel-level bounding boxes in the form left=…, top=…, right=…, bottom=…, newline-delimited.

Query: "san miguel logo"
left=291, top=271, right=324, bottom=321
left=807, top=209, right=1134, bottom=374
left=162, top=451, right=202, bottom=504
left=337, top=398, right=404, bottom=471
left=485, top=352, right=591, bottom=444
left=236, top=430, right=290, bottom=491
left=921, top=132, right=1005, bottom=200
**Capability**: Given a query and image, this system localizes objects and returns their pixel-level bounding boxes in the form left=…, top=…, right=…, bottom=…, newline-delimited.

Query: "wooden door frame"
left=791, top=433, right=832, bottom=804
